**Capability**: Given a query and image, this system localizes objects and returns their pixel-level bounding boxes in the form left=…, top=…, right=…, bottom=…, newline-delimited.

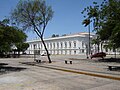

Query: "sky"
left=0, top=0, right=103, bottom=41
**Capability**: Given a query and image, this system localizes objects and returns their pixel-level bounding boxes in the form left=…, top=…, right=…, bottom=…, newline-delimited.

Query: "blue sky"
left=0, top=0, right=103, bottom=41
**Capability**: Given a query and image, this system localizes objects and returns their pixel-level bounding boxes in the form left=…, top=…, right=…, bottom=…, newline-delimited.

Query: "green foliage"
left=51, top=34, right=59, bottom=37
left=1, top=19, right=10, bottom=26
left=82, top=0, right=120, bottom=48
left=11, top=0, right=54, bottom=37
left=0, top=19, right=27, bottom=54
left=81, top=1, right=102, bottom=31
left=91, top=38, right=100, bottom=45
left=99, top=0, right=120, bottom=48
left=82, top=19, right=90, bottom=27
left=11, top=0, right=53, bottom=63
left=16, top=43, right=29, bottom=53
left=62, top=34, right=67, bottom=36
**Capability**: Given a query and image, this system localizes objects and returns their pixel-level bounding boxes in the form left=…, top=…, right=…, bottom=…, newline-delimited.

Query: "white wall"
left=26, top=35, right=90, bottom=55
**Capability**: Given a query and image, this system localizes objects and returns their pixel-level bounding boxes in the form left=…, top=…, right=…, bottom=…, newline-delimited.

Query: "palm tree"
left=82, top=19, right=90, bottom=27
left=82, top=19, right=91, bottom=58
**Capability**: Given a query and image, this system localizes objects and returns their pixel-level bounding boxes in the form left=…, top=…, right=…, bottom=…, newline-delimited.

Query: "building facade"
left=26, top=32, right=120, bottom=55
left=26, top=33, right=95, bottom=55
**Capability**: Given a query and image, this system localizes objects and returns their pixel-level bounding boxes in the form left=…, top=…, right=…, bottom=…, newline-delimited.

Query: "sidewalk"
left=1, top=56, right=120, bottom=80
left=31, top=56, right=120, bottom=80
left=0, top=57, right=120, bottom=90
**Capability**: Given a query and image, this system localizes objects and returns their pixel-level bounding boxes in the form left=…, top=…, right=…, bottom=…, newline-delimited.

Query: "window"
left=65, top=42, right=67, bottom=48
left=33, top=44, right=36, bottom=49
left=69, top=41, right=71, bottom=48
left=53, top=43, right=55, bottom=48
left=65, top=50, right=67, bottom=54
left=61, top=42, right=63, bottom=48
left=61, top=50, right=63, bottom=54
left=57, top=42, right=59, bottom=48
left=50, top=43, right=52, bottom=49
left=57, top=50, right=59, bottom=54
left=47, top=43, right=49, bottom=49
left=69, top=50, right=71, bottom=55
left=74, top=50, right=76, bottom=54
left=74, top=41, right=76, bottom=48
left=82, top=42, right=84, bottom=48
left=41, top=44, right=42, bottom=49
left=82, top=49, right=84, bottom=53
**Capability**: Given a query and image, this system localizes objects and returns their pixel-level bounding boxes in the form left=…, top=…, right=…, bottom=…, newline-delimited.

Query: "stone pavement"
left=0, top=55, right=120, bottom=90
left=34, top=55, right=120, bottom=80
left=21, top=54, right=120, bottom=80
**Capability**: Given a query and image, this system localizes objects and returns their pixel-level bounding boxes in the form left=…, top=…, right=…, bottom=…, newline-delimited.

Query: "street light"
left=82, top=18, right=91, bottom=58
left=88, top=24, right=91, bottom=57
left=33, top=44, right=36, bottom=61
left=86, top=44, right=89, bottom=59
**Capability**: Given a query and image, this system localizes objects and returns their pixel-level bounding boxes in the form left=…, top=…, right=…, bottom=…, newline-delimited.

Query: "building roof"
left=27, top=32, right=95, bottom=43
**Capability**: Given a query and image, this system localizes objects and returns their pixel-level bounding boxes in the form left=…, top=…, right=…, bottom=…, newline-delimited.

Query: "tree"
left=82, top=18, right=91, bottom=56
left=81, top=1, right=102, bottom=53
left=82, top=0, right=120, bottom=59
left=82, top=19, right=90, bottom=27
left=11, top=0, right=53, bottom=63
left=51, top=34, right=59, bottom=38
left=81, top=1, right=103, bottom=54
left=91, top=38, right=99, bottom=52
left=100, top=0, right=120, bottom=48
left=16, top=43, right=29, bottom=55
left=62, top=34, right=67, bottom=36
left=0, top=19, right=27, bottom=56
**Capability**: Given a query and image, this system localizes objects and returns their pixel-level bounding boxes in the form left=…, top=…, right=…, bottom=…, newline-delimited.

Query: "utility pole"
left=33, top=44, right=36, bottom=61
left=88, top=24, right=91, bottom=58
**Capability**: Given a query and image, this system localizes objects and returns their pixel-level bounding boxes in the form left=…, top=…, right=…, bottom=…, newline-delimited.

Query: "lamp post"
left=86, top=44, right=89, bottom=59
left=33, top=44, right=36, bottom=61
left=88, top=24, right=91, bottom=57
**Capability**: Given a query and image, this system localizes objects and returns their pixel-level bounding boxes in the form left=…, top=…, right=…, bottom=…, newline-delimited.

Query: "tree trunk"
left=40, top=36, right=52, bottom=63
left=97, top=43, right=100, bottom=53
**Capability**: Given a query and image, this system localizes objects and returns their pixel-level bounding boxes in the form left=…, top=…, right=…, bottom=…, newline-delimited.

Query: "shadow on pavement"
left=20, top=61, right=55, bottom=65
left=97, top=58, right=120, bottom=71
left=0, top=63, right=8, bottom=66
left=109, top=67, right=120, bottom=71
left=98, top=58, right=120, bottom=62
left=0, top=63, right=27, bottom=75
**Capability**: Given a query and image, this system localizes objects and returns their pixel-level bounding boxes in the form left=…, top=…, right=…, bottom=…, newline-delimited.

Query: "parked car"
left=91, top=52, right=106, bottom=59
left=41, top=52, right=50, bottom=56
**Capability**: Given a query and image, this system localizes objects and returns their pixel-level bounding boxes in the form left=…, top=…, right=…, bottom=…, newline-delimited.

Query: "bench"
left=108, top=65, right=120, bottom=71
left=35, top=59, right=41, bottom=63
left=65, top=60, right=72, bottom=64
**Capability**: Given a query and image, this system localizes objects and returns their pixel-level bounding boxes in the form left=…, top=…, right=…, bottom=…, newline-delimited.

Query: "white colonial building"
left=26, top=32, right=95, bottom=55
left=25, top=32, right=119, bottom=55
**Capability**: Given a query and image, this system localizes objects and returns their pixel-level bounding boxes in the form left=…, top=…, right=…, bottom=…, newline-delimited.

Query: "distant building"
left=25, top=32, right=119, bottom=55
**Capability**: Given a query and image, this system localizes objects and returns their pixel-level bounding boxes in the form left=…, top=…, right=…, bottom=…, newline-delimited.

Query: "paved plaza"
left=0, top=55, right=120, bottom=90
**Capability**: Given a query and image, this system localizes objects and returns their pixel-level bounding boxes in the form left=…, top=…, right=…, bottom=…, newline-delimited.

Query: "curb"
left=36, top=65, right=120, bottom=81
left=21, top=62, right=120, bottom=81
